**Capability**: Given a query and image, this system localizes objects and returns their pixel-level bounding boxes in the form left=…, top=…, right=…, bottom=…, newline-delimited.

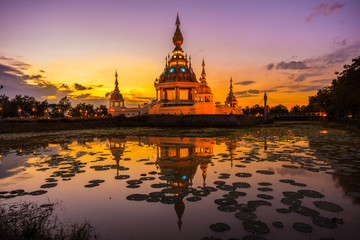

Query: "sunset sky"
left=1, top=0, right=359, bottom=108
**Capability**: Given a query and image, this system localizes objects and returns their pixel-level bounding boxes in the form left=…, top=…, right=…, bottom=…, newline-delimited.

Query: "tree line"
left=0, top=95, right=108, bottom=118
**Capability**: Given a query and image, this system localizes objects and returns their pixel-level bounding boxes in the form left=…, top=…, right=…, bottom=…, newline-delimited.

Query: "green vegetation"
left=307, top=56, right=360, bottom=120
left=0, top=202, right=98, bottom=240
left=0, top=95, right=107, bottom=118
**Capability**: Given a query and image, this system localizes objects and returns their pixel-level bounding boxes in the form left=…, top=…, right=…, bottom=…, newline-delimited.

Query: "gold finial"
left=201, top=58, right=206, bottom=76
left=176, top=13, right=180, bottom=26
left=114, top=70, right=119, bottom=91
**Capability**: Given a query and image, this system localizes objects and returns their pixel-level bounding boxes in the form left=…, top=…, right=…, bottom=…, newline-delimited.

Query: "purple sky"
left=1, top=0, right=359, bottom=107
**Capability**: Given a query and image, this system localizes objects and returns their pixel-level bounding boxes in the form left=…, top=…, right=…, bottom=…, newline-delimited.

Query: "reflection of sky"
left=1, top=0, right=359, bottom=107
left=0, top=129, right=360, bottom=239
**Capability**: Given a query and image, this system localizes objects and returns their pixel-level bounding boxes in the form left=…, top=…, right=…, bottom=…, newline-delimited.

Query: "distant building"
left=108, top=71, right=141, bottom=117
left=148, top=14, right=241, bottom=115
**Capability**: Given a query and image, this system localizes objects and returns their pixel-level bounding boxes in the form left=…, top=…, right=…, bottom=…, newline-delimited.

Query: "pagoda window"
left=179, top=89, right=188, bottom=100
left=166, top=89, right=175, bottom=100
left=114, top=102, right=119, bottom=107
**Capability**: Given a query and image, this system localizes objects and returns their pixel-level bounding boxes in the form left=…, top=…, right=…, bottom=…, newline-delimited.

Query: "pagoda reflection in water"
left=108, top=136, right=235, bottom=230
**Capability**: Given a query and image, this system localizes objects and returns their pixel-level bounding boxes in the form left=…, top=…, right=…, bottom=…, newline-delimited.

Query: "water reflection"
left=0, top=127, right=360, bottom=240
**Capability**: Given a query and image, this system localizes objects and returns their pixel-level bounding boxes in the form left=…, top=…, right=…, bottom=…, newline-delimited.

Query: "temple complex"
left=148, top=14, right=241, bottom=115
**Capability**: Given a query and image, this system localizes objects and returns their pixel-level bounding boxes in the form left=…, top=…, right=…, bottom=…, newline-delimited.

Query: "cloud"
left=0, top=63, right=23, bottom=75
left=235, top=89, right=277, bottom=98
left=247, top=89, right=260, bottom=94
left=306, top=1, right=344, bottom=22
left=275, top=84, right=325, bottom=93
left=235, top=80, right=256, bottom=85
left=266, top=63, right=274, bottom=70
left=74, top=83, right=92, bottom=91
left=293, top=73, right=321, bottom=82
left=0, top=55, right=72, bottom=101
left=60, top=84, right=69, bottom=89
left=304, top=41, right=360, bottom=67
left=276, top=61, right=309, bottom=70
left=333, top=38, right=347, bottom=48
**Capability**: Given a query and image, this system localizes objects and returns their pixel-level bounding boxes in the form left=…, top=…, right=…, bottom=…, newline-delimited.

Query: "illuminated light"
left=163, top=70, right=165, bottom=75
left=320, top=130, right=328, bottom=134
left=169, top=68, right=174, bottom=73
left=179, top=56, right=182, bottom=58
left=189, top=69, right=193, bottom=74
left=182, top=175, right=186, bottom=180
left=181, top=68, right=185, bottom=72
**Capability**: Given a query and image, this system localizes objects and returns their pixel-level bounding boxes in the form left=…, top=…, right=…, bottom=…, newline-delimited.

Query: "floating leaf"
left=298, top=190, right=324, bottom=198
left=292, top=222, right=312, bottom=233
left=235, top=211, right=257, bottom=221
left=210, top=222, right=230, bottom=232
left=256, top=170, right=274, bottom=175
left=313, top=201, right=343, bottom=212
left=126, top=194, right=149, bottom=201
left=243, top=220, right=269, bottom=234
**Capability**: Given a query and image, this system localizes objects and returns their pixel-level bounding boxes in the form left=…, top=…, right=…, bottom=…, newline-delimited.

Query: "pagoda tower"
left=225, top=77, right=238, bottom=107
left=151, top=14, right=200, bottom=114
left=108, top=71, right=125, bottom=116
left=194, top=59, right=215, bottom=114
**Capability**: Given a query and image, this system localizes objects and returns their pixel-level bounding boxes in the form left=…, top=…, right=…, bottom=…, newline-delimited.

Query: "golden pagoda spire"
left=229, top=77, right=233, bottom=94
left=172, top=14, right=183, bottom=49
left=114, top=70, right=119, bottom=91
left=189, top=55, right=192, bottom=68
left=175, top=198, right=185, bottom=232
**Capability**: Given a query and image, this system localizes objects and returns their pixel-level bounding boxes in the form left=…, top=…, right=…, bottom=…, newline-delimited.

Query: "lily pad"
left=292, top=222, right=312, bottom=233
left=215, top=198, right=238, bottom=206
left=282, top=165, right=299, bottom=169
left=89, top=179, right=105, bottom=184
left=210, top=222, right=230, bottom=232
left=214, top=180, right=226, bottom=185
left=40, top=183, right=57, bottom=188
left=235, top=173, right=252, bottom=178
left=247, top=200, right=272, bottom=208
left=258, top=182, right=272, bottom=186
left=151, top=183, right=169, bottom=188
left=233, top=182, right=251, bottom=188
left=235, top=211, right=257, bottom=221
left=193, top=190, right=210, bottom=197
left=279, top=179, right=295, bottom=184
left=139, top=177, right=155, bottom=181
left=243, top=220, right=269, bottom=234
left=201, top=186, right=217, bottom=192
left=312, top=216, right=337, bottom=229
left=281, top=198, right=301, bottom=206
left=216, top=185, right=235, bottom=191
left=257, top=194, right=273, bottom=200
left=276, top=208, right=291, bottom=213
left=29, top=190, right=48, bottom=196
left=290, top=205, right=319, bottom=217
left=313, top=201, right=343, bottom=212
left=256, top=170, right=274, bottom=175
left=282, top=191, right=303, bottom=199
left=84, top=183, right=99, bottom=188
left=126, top=180, right=143, bottom=185
left=257, top=187, right=273, bottom=192
left=290, top=182, right=307, bottom=187
left=272, top=221, right=283, bottom=228
left=186, top=196, right=202, bottom=202
left=218, top=205, right=237, bottom=212
left=115, top=175, right=130, bottom=180
left=160, top=196, right=180, bottom=204
left=126, top=194, right=149, bottom=201
left=298, top=190, right=324, bottom=198
left=126, top=184, right=140, bottom=188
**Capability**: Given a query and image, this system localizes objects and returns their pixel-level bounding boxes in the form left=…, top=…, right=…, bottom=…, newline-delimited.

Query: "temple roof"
left=156, top=14, right=198, bottom=84
left=110, top=70, right=124, bottom=101
left=196, top=59, right=212, bottom=94
left=225, top=77, right=238, bottom=104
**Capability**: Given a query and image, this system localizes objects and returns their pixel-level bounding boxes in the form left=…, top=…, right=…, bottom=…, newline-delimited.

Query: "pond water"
left=1, top=125, right=360, bottom=240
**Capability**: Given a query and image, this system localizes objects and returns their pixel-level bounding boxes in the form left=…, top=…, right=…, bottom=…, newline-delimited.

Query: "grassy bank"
left=0, top=202, right=98, bottom=240
left=0, top=115, right=259, bottom=134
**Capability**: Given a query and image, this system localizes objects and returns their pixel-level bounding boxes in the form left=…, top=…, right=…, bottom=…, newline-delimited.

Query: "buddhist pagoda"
left=148, top=14, right=242, bottom=115
left=108, top=71, right=141, bottom=117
